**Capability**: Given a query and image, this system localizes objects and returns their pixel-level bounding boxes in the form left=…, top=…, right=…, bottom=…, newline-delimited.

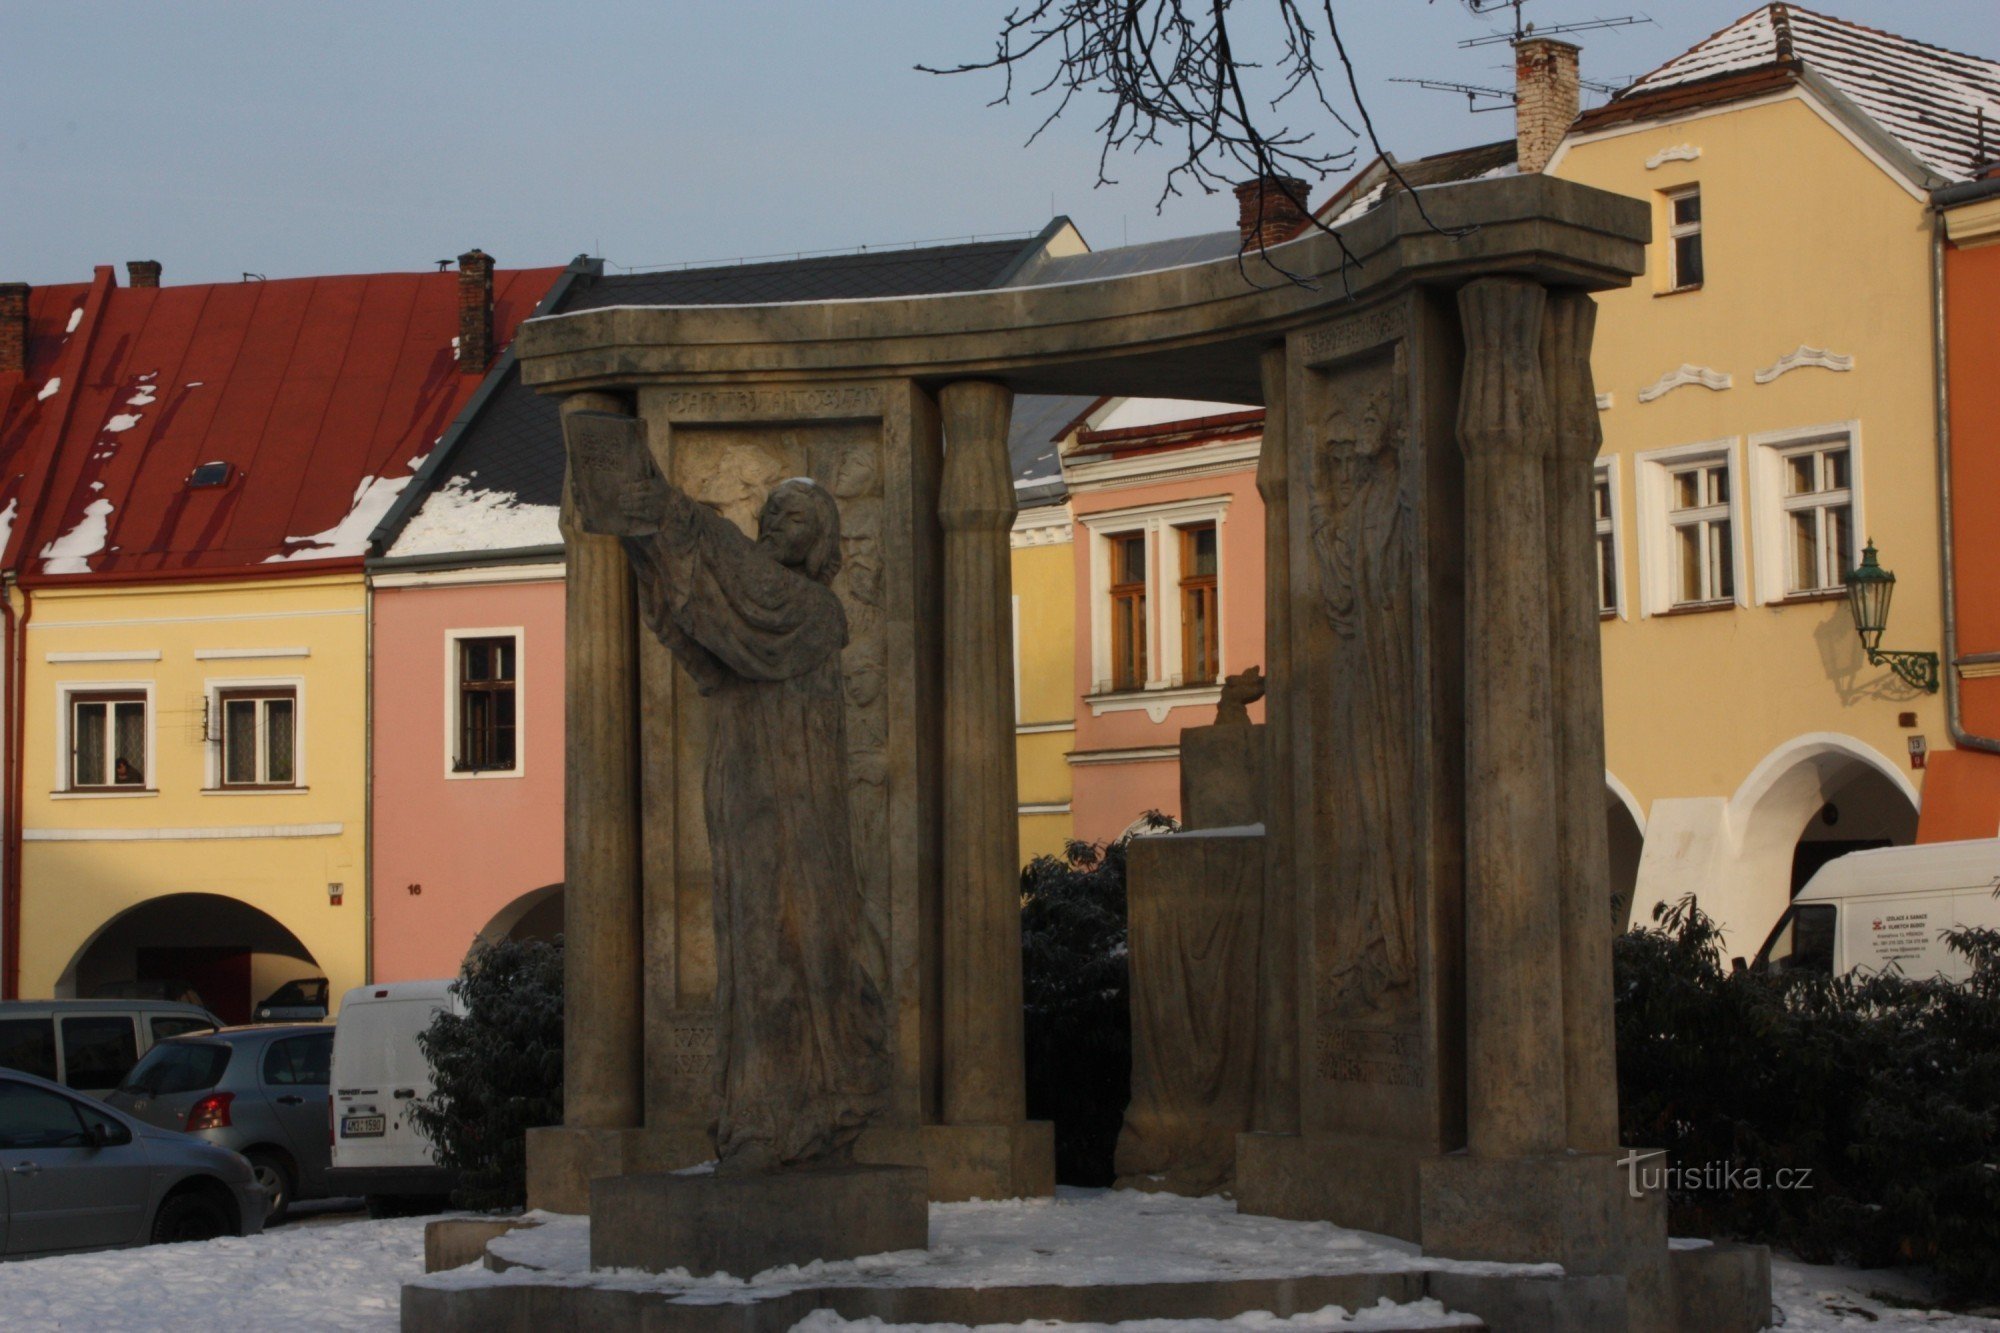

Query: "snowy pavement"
left=0, top=1197, right=1995, bottom=1331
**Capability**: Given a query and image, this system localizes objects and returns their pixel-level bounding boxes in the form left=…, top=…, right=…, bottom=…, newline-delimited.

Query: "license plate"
left=342, top=1115, right=385, bottom=1138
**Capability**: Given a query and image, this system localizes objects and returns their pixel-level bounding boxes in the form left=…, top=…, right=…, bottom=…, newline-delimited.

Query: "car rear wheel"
left=151, top=1186, right=233, bottom=1245
left=247, top=1150, right=296, bottom=1224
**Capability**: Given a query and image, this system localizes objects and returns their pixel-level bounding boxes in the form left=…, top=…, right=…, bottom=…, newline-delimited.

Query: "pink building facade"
left=368, top=568, right=566, bottom=981
left=1062, top=402, right=1267, bottom=846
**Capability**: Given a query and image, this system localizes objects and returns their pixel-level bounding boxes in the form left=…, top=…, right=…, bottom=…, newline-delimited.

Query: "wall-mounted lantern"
left=1843, top=540, right=1939, bottom=693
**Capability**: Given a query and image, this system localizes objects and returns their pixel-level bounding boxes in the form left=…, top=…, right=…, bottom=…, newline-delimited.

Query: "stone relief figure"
left=1308, top=360, right=1419, bottom=1018
left=619, top=472, right=891, bottom=1174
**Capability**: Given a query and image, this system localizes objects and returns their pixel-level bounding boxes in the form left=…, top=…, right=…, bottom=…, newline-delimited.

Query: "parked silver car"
left=104, top=1024, right=331, bottom=1223
left=0, top=1068, right=264, bottom=1257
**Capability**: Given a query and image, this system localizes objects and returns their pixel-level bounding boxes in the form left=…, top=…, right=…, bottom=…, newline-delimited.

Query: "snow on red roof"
left=1613, top=4, right=2000, bottom=182
left=0, top=263, right=561, bottom=581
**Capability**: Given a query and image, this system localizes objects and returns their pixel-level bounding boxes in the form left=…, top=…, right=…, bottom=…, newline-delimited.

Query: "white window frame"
left=1078, top=496, right=1231, bottom=716
left=54, top=680, right=156, bottom=797
left=1633, top=439, right=1745, bottom=617
left=202, top=675, right=307, bottom=793
left=1749, top=422, right=1864, bottom=606
left=444, top=627, right=525, bottom=780
left=1593, top=458, right=1627, bottom=619
left=1665, top=184, right=1703, bottom=292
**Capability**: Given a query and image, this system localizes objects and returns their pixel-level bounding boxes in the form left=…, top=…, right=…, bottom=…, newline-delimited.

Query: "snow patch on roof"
left=127, top=388, right=157, bottom=407
left=40, top=499, right=113, bottom=575
left=64, top=307, right=82, bottom=334
left=266, top=474, right=412, bottom=563
left=36, top=379, right=59, bottom=402
left=103, top=414, right=142, bottom=434
left=0, top=498, right=17, bottom=554
left=391, top=475, right=563, bottom=558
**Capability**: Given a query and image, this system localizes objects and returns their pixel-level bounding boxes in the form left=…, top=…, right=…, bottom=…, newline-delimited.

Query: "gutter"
left=364, top=544, right=564, bottom=576
left=1930, top=203, right=2000, bottom=755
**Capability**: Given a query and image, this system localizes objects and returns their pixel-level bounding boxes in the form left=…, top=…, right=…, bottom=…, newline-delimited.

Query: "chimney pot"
left=0, top=282, right=29, bottom=375
left=1515, top=38, right=1581, bottom=175
left=127, top=260, right=162, bottom=289
left=456, top=248, right=495, bottom=376
left=1233, top=175, right=1313, bottom=250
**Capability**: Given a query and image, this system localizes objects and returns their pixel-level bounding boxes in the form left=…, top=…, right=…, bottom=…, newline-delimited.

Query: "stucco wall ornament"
left=1637, top=363, right=1733, bottom=403
left=1754, top=345, right=1855, bottom=383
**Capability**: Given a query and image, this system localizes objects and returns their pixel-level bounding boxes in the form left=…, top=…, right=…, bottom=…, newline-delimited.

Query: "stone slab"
left=524, top=1123, right=712, bottom=1214
left=424, top=1217, right=534, bottom=1274
left=1178, top=724, right=1265, bottom=831
left=1671, top=1240, right=1772, bottom=1333
left=589, top=1164, right=929, bottom=1278
left=1235, top=1130, right=1432, bottom=1241
left=854, top=1120, right=1055, bottom=1202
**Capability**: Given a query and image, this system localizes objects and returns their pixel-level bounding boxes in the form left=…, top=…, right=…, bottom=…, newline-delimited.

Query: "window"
left=58, top=1015, right=136, bottom=1092
left=217, top=687, right=296, bottom=787
left=0, top=1018, right=57, bottom=1081
left=455, top=635, right=519, bottom=773
left=1109, top=534, right=1148, bottom=691
left=1593, top=464, right=1619, bottom=616
left=0, top=1080, right=90, bottom=1150
left=1667, top=459, right=1734, bottom=606
left=119, top=1042, right=230, bottom=1097
left=1178, top=523, right=1219, bottom=684
left=151, top=1015, right=215, bottom=1043
left=1666, top=186, right=1703, bottom=290
left=1778, top=441, right=1854, bottom=595
left=69, top=691, right=147, bottom=789
left=262, top=1033, right=333, bottom=1087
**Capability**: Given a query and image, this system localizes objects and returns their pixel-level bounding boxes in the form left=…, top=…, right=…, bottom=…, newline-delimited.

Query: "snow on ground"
left=3, top=1198, right=1997, bottom=1332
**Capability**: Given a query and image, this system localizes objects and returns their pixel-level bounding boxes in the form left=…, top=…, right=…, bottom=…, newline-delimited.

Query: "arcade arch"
left=58, top=893, right=322, bottom=1027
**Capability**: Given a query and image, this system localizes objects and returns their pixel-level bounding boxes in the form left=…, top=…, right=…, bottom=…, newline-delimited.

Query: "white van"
left=1751, top=837, right=2000, bottom=982
left=325, top=980, right=460, bottom=1213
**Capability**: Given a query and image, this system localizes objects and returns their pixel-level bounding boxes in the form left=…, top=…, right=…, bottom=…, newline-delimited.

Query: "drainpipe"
left=1931, top=208, right=2000, bottom=755
left=2, top=579, right=32, bottom=998
left=363, top=577, right=375, bottom=985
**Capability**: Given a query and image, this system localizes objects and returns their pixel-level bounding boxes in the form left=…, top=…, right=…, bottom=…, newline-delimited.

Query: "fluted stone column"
left=936, top=380, right=1024, bottom=1125
left=558, top=390, right=644, bottom=1132
left=1253, top=345, right=1299, bottom=1135
left=1541, top=292, right=1621, bottom=1153
left=1454, top=279, right=1565, bottom=1158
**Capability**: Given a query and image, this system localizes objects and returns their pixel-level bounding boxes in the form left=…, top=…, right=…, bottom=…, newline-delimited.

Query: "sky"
left=3, top=1, right=1990, bottom=286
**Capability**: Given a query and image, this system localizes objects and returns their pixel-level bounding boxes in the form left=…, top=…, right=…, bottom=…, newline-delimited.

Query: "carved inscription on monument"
left=660, top=386, right=883, bottom=422
left=1300, top=306, right=1405, bottom=369
left=1315, top=1027, right=1424, bottom=1087
left=666, top=1010, right=717, bottom=1079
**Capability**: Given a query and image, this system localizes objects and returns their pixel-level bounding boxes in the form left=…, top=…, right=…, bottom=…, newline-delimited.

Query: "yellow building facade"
left=1013, top=504, right=1077, bottom=861
left=1549, top=43, right=1958, bottom=947
left=17, top=574, right=368, bottom=1019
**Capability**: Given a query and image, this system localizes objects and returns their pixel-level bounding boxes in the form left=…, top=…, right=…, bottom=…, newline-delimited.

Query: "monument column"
left=558, top=390, right=645, bottom=1132
left=936, top=379, right=1024, bottom=1126
left=1252, top=344, right=1299, bottom=1135
left=1540, top=291, right=1621, bottom=1152
left=1453, top=278, right=1566, bottom=1157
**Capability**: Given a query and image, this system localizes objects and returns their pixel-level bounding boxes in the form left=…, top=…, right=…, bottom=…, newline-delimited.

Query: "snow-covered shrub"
left=1615, top=896, right=2000, bottom=1302
left=1019, top=813, right=1174, bottom=1185
left=411, top=936, right=564, bottom=1211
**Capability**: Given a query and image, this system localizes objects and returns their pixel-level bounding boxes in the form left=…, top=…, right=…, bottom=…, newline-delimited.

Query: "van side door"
left=57, top=1016, right=138, bottom=1097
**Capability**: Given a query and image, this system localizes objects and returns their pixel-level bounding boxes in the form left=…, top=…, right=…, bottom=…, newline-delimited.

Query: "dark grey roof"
left=374, top=230, right=1061, bottom=563
left=1004, top=230, right=1242, bottom=288
left=1010, top=394, right=1096, bottom=507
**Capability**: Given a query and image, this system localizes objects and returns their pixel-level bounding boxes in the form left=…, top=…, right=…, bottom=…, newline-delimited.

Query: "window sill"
left=1656, top=599, right=1737, bottom=617
left=1655, top=283, right=1703, bottom=298
left=50, top=788, right=158, bottom=799
left=1084, top=681, right=1223, bottom=723
left=201, top=786, right=309, bottom=796
left=1599, top=607, right=1620, bottom=621
left=1773, top=589, right=1847, bottom=606
left=444, top=767, right=524, bottom=781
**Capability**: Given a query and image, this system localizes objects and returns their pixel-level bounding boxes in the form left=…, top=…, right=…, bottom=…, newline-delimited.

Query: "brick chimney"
left=456, top=248, right=495, bottom=375
left=126, top=260, right=162, bottom=289
left=1234, top=175, right=1312, bottom=250
left=0, top=283, right=28, bottom=375
left=1514, top=37, right=1581, bottom=175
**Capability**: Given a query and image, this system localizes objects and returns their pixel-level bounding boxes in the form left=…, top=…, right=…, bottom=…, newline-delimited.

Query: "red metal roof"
left=0, top=263, right=561, bottom=581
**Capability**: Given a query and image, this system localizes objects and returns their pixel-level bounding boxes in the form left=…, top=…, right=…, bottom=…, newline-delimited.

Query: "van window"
left=0, top=1018, right=58, bottom=1081
left=60, top=1016, right=138, bottom=1089
left=264, top=1033, right=333, bottom=1087
left=1770, top=903, right=1837, bottom=975
left=120, top=1041, right=231, bottom=1096
left=151, top=1015, right=214, bottom=1043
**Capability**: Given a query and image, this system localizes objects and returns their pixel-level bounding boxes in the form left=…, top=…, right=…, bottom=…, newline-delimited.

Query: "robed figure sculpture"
left=617, top=469, right=891, bottom=1175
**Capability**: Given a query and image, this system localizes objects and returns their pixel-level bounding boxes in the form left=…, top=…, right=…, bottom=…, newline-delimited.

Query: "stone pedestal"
left=525, top=1124, right=714, bottom=1215
left=1177, top=724, right=1266, bottom=831
left=590, top=1165, right=929, bottom=1278
left=854, top=1121, right=1054, bottom=1203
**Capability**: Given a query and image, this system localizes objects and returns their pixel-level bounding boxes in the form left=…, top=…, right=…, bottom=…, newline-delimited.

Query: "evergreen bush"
left=1615, top=896, right=2000, bottom=1301
left=411, top=936, right=565, bottom=1211
left=1019, top=814, right=1174, bottom=1185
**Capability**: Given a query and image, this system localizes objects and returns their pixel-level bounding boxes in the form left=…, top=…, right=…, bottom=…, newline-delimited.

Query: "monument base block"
left=855, top=1120, right=1055, bottom=1202
left=524, top=1124, right=712, bottom=1214
left=1234, top=1131, right=1432, bottom=1241
left=589, top=1164, right=929, bottom=1278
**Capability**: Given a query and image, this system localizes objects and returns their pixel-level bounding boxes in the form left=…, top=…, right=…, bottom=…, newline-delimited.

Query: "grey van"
left=0, top=1001, right=222, bottom=1098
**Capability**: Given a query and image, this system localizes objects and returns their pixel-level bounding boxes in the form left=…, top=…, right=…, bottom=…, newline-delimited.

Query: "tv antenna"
left=1455, top=0, right=1655, bottom=49
left=1388, top=78, right=1515, bottom=113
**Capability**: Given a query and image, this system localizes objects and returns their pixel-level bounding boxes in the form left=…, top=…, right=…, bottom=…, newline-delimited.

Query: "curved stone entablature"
left=517, top=176, right=1647, bottom=403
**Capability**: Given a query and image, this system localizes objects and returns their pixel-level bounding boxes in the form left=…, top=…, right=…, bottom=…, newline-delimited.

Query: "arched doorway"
left=59, top=893, right=321, bottom=1026
left=1605, top=775, right=1645, bottom=931
left=1731, top=733, right=1920, bottom=941
left=475, top=883, right=564, bottom=949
